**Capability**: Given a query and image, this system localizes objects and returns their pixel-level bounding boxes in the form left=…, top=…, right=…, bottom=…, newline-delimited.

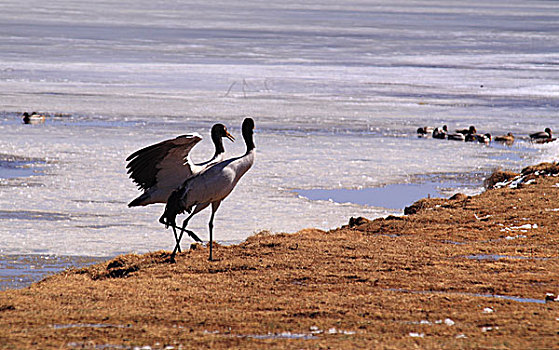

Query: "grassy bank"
left=1, top=163, right=558, bottom=349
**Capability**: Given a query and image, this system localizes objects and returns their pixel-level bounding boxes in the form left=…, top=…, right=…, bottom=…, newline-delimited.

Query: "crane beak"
left=225, top=131, right=235, bottom=142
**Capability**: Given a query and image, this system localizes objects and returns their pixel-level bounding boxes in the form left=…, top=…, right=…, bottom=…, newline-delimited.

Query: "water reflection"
left=0, top=254, right=107, bottom=290
left=295, top=178, right=482, bottom=209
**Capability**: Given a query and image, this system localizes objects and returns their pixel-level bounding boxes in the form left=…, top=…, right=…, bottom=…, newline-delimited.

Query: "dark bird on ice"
left=494, top=132, right=515, bottom=144
left=456, top=125, right=477, bottom=135
left=416, top=126, right=434, bottom=137
left=530, top=128, right=554, bottom=143
left=432, top=125, right=448, bottom=139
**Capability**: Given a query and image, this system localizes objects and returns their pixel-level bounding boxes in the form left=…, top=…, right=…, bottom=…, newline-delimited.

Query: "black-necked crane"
left=126, top=123, right=235, bottom=250
left=159, top=117, right=256, bottom=261
left=126, top=124, right=235, bottom=206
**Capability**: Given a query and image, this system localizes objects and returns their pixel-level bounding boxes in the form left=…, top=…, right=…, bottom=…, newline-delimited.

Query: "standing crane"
left=126, top=123, right=234, bottom=250
left=160, top=118, right=256, bottom=261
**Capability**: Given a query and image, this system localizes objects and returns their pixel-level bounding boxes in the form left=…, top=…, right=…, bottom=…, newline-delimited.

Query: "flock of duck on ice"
left=20, top=111, right=554, bottom=144
left=417, top=125, right=554, bottom=145
left=17, top=111, right=555, bottom=260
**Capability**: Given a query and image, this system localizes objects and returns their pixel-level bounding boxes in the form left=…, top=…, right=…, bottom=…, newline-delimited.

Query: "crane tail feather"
left=159, top=188, right=187, bottom=228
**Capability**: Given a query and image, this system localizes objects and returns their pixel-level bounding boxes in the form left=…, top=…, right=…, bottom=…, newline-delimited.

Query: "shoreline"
left=0, top=254, right=108, bottom=291
left=1, top=162, right=558, bottom=348
left=0, top=170, right=487, bottom=291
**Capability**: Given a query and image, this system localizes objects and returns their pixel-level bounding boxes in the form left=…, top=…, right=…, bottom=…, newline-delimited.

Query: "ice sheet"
left=0, top=0, right=557, bottom=257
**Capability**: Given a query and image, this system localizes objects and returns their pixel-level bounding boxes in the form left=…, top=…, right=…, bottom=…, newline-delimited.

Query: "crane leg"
left=169, top=211, right=197, bottom=261
left=170, top=203, right=213, bottom=261
left=171, top=225, right=182, bottom=253
left=181, top=212, right=203, bottom=243
left=179, top=203, right=209, bottom=244
left=158, top=211, right=183, bottom=254
left=208, top=202, right=221, bottom=261
left=208, top=212, right=214, bottom=261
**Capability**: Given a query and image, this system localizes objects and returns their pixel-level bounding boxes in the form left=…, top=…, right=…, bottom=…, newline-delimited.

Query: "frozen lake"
left=0, top=0, right=557, bottom=287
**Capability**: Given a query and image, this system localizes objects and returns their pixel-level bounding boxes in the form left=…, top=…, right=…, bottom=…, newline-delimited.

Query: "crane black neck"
left=211, top=131, right=225, bottom=156
left=242, top=118, right=255, bottom=153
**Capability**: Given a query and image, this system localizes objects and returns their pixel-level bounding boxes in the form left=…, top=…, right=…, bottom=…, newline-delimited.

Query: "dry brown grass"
left=1, top=167, right=559, bottom=349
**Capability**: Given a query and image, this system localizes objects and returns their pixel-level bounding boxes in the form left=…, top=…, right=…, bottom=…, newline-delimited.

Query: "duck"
left=417, top=126, right=434, bottom=137
left=476, top=133, right=492, bottom=144
left=21, top=112, right=46, bottom=124
left=530, top=128, right=553, bottom=143
left=465, top=133, right=491, bottom=144
left=456, top=125, right=477, bottom=135
left=494, top=132, right=515, bottom=144
left=432, top=125, right=448, bottom=139
left=465, top=133, right=476, bottom=142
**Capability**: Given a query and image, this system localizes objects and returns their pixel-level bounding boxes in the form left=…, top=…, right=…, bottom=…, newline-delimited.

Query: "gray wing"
left=126, top=134, right=202, bottom=191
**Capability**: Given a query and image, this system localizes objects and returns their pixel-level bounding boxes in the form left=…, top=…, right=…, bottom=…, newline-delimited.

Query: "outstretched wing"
left=126, top=134, right=202, bottom=191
